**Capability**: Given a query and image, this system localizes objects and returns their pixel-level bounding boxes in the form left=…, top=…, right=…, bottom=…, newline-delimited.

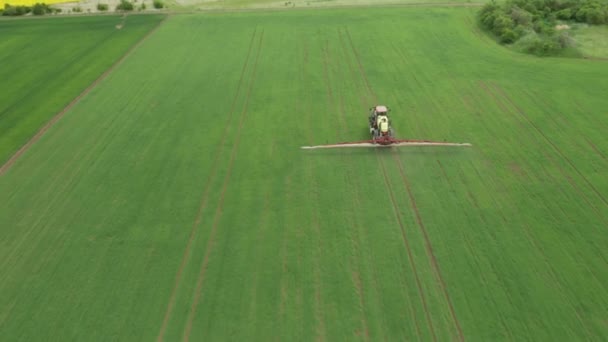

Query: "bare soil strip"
left=0, top=15, right=168, bottom=177
left=181, top=30, right=265, bottom=342
left=155, top=27, right=259, bottom=342
left=393, top=154, right=465, bottom=342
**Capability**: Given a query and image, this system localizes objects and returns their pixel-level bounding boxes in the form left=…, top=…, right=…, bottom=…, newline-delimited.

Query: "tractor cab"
left=369, top=105, right=392, bottom=138
left=369, top=105, right=389, bottom=125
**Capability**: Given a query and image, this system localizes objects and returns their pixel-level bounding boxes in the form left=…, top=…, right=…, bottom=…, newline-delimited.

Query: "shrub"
left=511, top=6, right=533, bottom=25
left=72, top=6, right=82, bottom=12
left=500, top=28, right=519, bottom=43
left=139, top=2, right=146, bottom=10
left=556, top=30, right=575, bottom=48
left=515, top=32, right=560, bottom=56
left=478, top=0, right=608, bottom=57
left=31, top=2, right=52, bottom=15
left=492, top=13, right=515, bottom=35
left=152, top=0, right=164, bottom=9
left=2, top=4, right=32, bottom=16
left=97, top=3, right=108, bottom=10
left=584, top=7, right=606, bottom=24
left=556, top=8, right=572, bottom=20
left=116, top=0, right=134, bottom=11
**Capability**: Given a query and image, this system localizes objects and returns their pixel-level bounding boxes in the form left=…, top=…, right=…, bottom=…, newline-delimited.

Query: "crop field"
left=0, top=0, right=73, bottom=8
left=0, top=14, right=165, bottom=166
left=1, top=6, right=608, bottom=341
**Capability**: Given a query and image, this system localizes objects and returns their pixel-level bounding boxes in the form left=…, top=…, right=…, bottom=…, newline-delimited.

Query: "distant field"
left=1, top=6, right=608, bottom=341
left=0, top=0, right=67, bottom=6
left=0, top=15, right=165, bottom=165
left=179, top=0, right=487, bottom=9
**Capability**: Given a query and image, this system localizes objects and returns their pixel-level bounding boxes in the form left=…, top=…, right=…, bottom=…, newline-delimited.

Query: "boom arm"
left=301, top=139, right=472, bottom=149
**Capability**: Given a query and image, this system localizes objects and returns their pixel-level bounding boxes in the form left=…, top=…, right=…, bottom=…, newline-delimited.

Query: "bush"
left=556, top=30, right=575, bottom=48
left=152, top=0, right=164, bottom=9
left=2, top=4, right=32, bottom=16
left=514, top=32, right=560, bottom=55
left=479, top=0, right=607, bottom=56
left=511, top=6, right=533, bottom=25
left=492, top=13, right=515, bottom=35
left=31, top=3, right=52, bottom=15
left=500, top=28, right=519, bottom=43
left=556, top=8, right=572, bottom=20
left=97, top=3, right=108, bottom=10
left=139, top=2, right=146, bottom=10
left=584, top=7, right=606, bottom=24
left=72, top=6, right=82, bottom=12
left=116, top=0, right=134, bottom=10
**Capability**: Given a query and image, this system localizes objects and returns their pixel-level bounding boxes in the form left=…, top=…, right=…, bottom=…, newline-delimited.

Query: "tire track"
left=468, top=83, right=608, bottom=226
left=181, top=29, right=265, bottom=342
left=324, top=37, right=372, bottom=341
left=0, top=15, right=169, bottom=177
left=155, top=27, right=259, bottom=342
left=393, top=154, right=465, bottom=342
left=437, top=160, right=514, bottom=341
left=306, top=33, right=327, bottom=342
left=0, top=85, right=151, bottom=274
left=344, top=26, right=460, bottom=341
left=489, top=82, right=608, bottom=208
left=338, top=27, right=423, bottom=341
left=482, top=82, right=608, bottom=227
left=524, top=89, right=608, bottom=165
left=377, top=155, right=436, bottom=342
left=465, top=159, right=598, bottom=338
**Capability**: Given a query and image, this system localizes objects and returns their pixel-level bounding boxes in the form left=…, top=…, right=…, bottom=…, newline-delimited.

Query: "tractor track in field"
left=376, top=155, right=435, bottom=341
left=466, top=158, right=597, bottom=338
left=479, top=81, right=608, bottom=227
left=437, top=160, right=515, bottom=341
left=374, top=32, right=464, bottom=341
left=278, top=176, right=292, bottom=319
left=585, top=138, right=608, bottom=163
left=327, top=39, right=372, bottom=341
left=393, top=154, right=464, bottom=342
left=343, top=27, right=442, bottom=341
left=546, top=150, right=608, bottom=229
left=539, top=150, right=608, bottom=263
left=480, top=81, right=608, bottom=222
left=155, top=27, right=260, bottom=342
left=338, top=30, right=418, bottom=340
left=488, top=82, right=608, bottom=208
left=0, top=93, right=140, bottom=273
left=246, top=192, right=272, bottom=326
left=299, top=37, right=327, bottom=342
left=0, top=15, right=168, bottom=177
left=305, top=40, right=327, bottom=342
left=524, top=90, right=608, bottom=165
left=181, top=29, right=265, bottom=342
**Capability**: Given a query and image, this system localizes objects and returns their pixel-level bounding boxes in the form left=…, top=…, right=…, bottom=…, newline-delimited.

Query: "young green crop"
left=0, top=15, right=165, bottom=165
left=1, top=7, right=607, bottom=341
